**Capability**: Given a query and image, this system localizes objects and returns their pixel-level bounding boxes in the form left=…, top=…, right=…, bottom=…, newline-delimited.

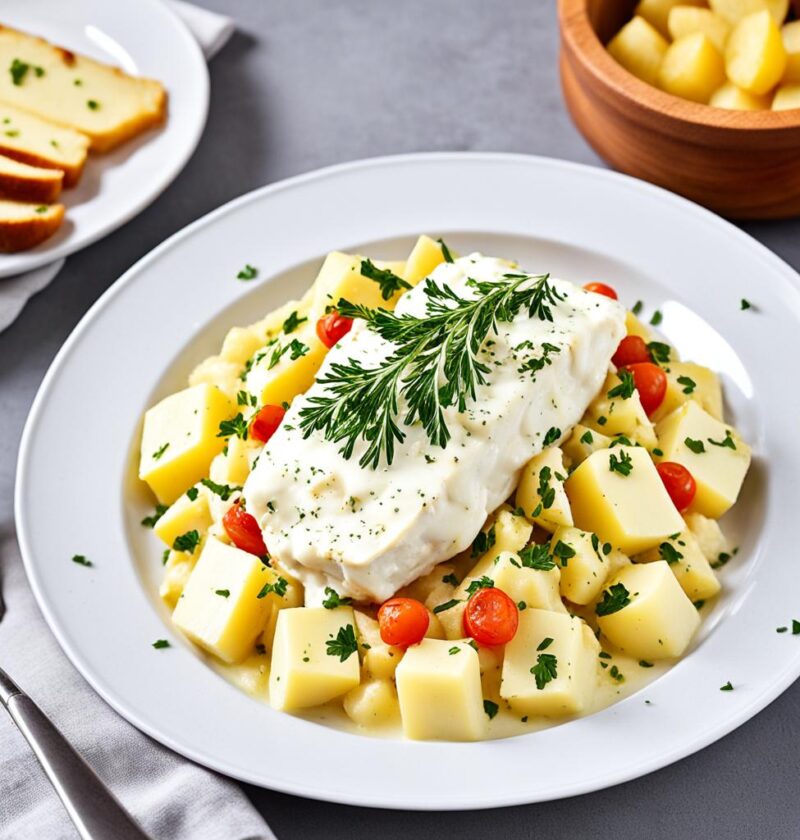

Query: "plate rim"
left=15, top=151, right=800, bottom=809
left=0, top=0, right=209, bottom=279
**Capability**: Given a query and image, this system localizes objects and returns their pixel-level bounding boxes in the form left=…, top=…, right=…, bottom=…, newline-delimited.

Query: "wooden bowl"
left=558, top=0, right=800, bottom=219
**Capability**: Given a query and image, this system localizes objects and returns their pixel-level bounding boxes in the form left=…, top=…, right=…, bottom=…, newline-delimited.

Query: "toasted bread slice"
left=0, top=103, right=88, bottom=186
left=0, top=153, right=62, bottom=202
left=0, top=26, right=167, bottom=152
left=0, top=199, right=64, bottom=252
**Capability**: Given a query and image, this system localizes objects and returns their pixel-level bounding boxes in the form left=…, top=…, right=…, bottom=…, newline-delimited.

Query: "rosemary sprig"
left=299, top=272, right=564, bottom=468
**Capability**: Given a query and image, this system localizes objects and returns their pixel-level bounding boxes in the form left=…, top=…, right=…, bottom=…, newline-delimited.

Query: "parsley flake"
left=677, top=375, right=696, bottom=394
left=650, top=310, right=663, bottom=326
left=141, top=504, right=168, bottom=528
left=257, top=576, right=288, bottom=599
left=518, top=543, right=556, bottom=570
left=433, top=599, right=462, bottom=614
left=596, top=583, right=631, bottom=616
left=200, top=477, right=241, bottom=501
left=684, top=437, right=706, bottom=454
left=483, top=699, right=499, bottom=719
left=608, top=370, right=636, bottom=400
left=282, top=310, right=308, bottom=334
left=71, top=554, right=92, bottom=567
left=720, top=681, right=733, bottom=691
left=708, top=430, right=736, bottom=450
left=322, top=587, right=353, bottom=609
left=471, top=524, right=496, bottom=559
left=531, top=652, right=558, bottom=690
left=237, top=264, right=258, bottom=281
left=173, top=530, right=200, bottom=554
left=659, top=542, right=683, bottom=565
left=215, top=589, right=230, bottom=598
left=217, top=413, right=249, bottom=440
left=609, top=450, right=633, bottom=476
left=325, top=624, right=358, bottom=661
left=360, top=258, right=411, bottom=301
left=465, top=576, right=495, bottom=596
left=152, top=442, right=169, bottom=460
left=152, top=639, right=170, bottom=649
left=543, top=426, right=561, bottom=447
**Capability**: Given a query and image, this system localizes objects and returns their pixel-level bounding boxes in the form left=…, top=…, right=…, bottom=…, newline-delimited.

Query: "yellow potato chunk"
left=353, top=610, right=404, bottom=680
left=220, top=326, right=266, bottom=366
left=650, top=360, right=724, bottom=423
left=551, top=526, right=613, bottom=605
left=515, top=447, right=573, bottom=532
left=402, top=235, right=448, bottom=285
left=172, top=537, right=272, bottom=663
left=458, top=506, right=533, bottom=590
left=772, top=82, right=800, bottom=108
left=782, top=20, right=800, bottom=82
left=637, top=530, right=721, bottom=600
left=684, top=512, right=733, bottom=564
left=659, top=33, right=727, bottom=103
left=223, top=651, right=271, bottom=696
left=269, top=607, right=361, bottom=711
left=625, top=310, right=655, bottom=341
left=655, top=401, right=751, bottom=517
left=343, top=679, right=400, bottom=728
left=586, top=371, right=657, bottom=449
left=491, top=551, right=567, bottom=614
left=251, top=296, right=312, bottom=344
left=709, top=0, right=789, bottom=25
left=139, top=384, right=234, bottom=505
left=501, top=609, right=599, bottom=716
left=669, top=7, right=731, bottom=51
left=562, top=424, right=612, bottom=468
left=726, top=10, right=787, bottom=94
left=596, top=561, right=700, bottom=659
left=608, top=16, right=670, bottom=85
left=710, top=80, right=771, bottom=107
left=311, top=251, right=409, bottom=316
left=208, top=436, right=259, bottom=487
left=153, top=488, right=213, bottom=549
left=566, top=445, right=685, bottom=555
left=636, top=0, right=706, bottom=37
left=159, top=549, right=196, bottom=608
left=395, top=639, right=485, bottom=741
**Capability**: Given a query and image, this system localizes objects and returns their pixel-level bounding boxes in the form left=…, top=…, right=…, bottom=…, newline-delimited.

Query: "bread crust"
left=0, top=203, right=64, bottom=252
left=0, top=161, right=62, bottom=202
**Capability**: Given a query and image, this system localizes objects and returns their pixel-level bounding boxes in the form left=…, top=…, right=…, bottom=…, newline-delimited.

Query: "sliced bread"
left=0, top=26, right=167, bottom=152
left=0, top=199, right=64, bottom=252
left=0, top=153, right=62, bottom=202
left=0, top=102, right=89, bottom=186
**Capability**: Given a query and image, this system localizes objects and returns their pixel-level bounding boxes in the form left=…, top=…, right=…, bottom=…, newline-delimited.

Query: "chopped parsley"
left=471, top=524, right=496, bottom=558
left=659, top=542, right=683, bottom=565
left=281, top=310, right=308, bottom=334
left=609, top=450, right=633, bottom=476
left=607, top=370, right=635, bottom=400
left=186, top=487, right=199, bottom=501
left=215, top=589, right=230, bottom=598
left=517, top=342, right=561, bottom=380
left=465, top=575, right=495, bottom=596
left=740, top=298, right=752, bottom=311
left=537, top=465, right=556, bottom=510
left=580, top=429, right=594, bottom=445
left=322, top=587, right=353, bottom=609
left=152, top=639, right=170, bottom=649
left=693, top=599, right=705, bottom=610
left=268, top=338, right=309, bottom=369
left=609, top=665, right=625, bottom=683
left=720, top=681, right=733, bottom=691
left=777, top=626, right=788, bottom=633
left=152, top=442, right=169, bottom=460
left=631, top=300, right=643, bottom=316
left=537, top=637, right=554, bottom=651
left=597, top=415, right=608, bottom=426
left=437, top=238, right=455, bottom=263
left=677, top=375, right=696, bottom=394
left=141, top=503, right=168, bottom=528
left=237, top=390, right=257, bottom=407
left=325, top=624, right=358, bottom=661
left=433, top=599, right=462, bottom=614
left=712, top=552, right=732, bottom=569
left=596, top=583, right=631, bottom=616
left=360, top=258, right=411, bottom=301
left=647, top=341, right=671, bottom=364
left=217, top=413, right=249, bottom=440
left=552, top=540, right=576, bottom=566
left=684, top=437, right=706, bottom=454
left=200, top=477, right=241, bottom=501
left=708, top=430, right=736, bottom=450
left=639, top=660, right=654, bottom=668
left=794, top=619, right=800, bottom=635
left=442, top=572, right=459, bottom=586
left=531, top=652, right=558, bottom=690
left=650, top=310, right=663, bottom=326
left=9, top=58, right=44, bottom=86
left=71, top=554, right=92, bottom=567
left=172, top=530, right=200, bottom=554
left=483, top=699, right=499, bottom=719
left=543, top=426, right=561, bottom=447
left=162, top=549, right=170, bottom=565
left=518, top=543, right=556, bottom=570
left=237, top=264, right=258, bottom=280
left=449, top=646, right=461, bottom=655
left=257, top=576, right=288, bottom=599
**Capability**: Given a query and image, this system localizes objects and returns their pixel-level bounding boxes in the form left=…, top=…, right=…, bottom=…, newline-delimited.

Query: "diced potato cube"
left=608, top=16, right=670, bottom=85
left=397, top=563, right=458, bottom=602
left=353, top=610, right=404, bottom=679
left=637, top=530, right=721, bottom=600
left=172, top=537, right=272, bottom=663
left=491, top=551, right=567, bottom=614
left=310, top=251, right=409, bottom=316
left=625, top=310, right=655, bottom=341
left=139, top=384, right=234, bottom=504
left=458, top=506, right=533, bottom=588
left=259, top=566, right=305, bottom=651
left=402, top=235, right=448, bottom=285
left=586, top=371, right=657, bottom=449
left=431, top=599, right=467, bottom=641
left=782, top=20, right=800, bottom=82
left=269, top=607, right=360, bottom=710
left=500, top=609, right=599, bottom=716
left=244, top=327, right=328, bottom=407
left=159, top=549, right=196, bottom=608
left=669, top=7, right=731, bottom=51
left=223, top=651, right=271, bottom=696
left=636, top=0, right=707, bottom=36
left=659, top=33, right=727, bottom=103
left=220, top=326, right=265, bottom=366
left=726, top=10, right=787, bottom=94
left=596, top=561, right=701, bottom=659
left=566, top=445, right=685, bottom=554
left=551, top=526, right=612, bottom=605
left=655, top=401, right=751, bottom=517
left=709, top=0, right=789, bottom=26
left=562, top=424, right=612, bottom=468
left=710, top=79, right=772, bottom=107
left=772, top=82, right=800, bottom=108
left=478, top=645, right=504, bottom=704
left=684, top=512, right=733, bottom=565
left=153, top=488, right=213, bottom=549
left=208, top=435, right=259, bottom=487
left=250, top=297, right=311, bottom=343
left=650, top=361, right=724, bottom=422
left=515, top=447, right=573, bottom=532
left=395, top=639, right=485, bottom=741
left=343, top=679, right=400, bottom=728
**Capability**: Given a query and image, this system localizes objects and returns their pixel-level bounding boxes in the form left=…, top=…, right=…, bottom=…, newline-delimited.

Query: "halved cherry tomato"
left=378, top=597, right=430, bottom=647
left=223, top=502, right=267, bottom=557
left=656, top=461, right=697, bottom=512
left=250, top=404, right=286, bottom=443
left=463, top=587, right=519, bottom=646
left=612, top=335, right=650, bottom=368
left=583, top=282, right=618, bottom=300
left=316, top=311, right=353, bottom=348
left=621, top=361, right=667, bottom=416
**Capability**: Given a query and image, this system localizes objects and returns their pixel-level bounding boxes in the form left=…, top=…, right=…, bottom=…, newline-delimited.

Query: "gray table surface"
left=3, top=1, right=800, bottom=837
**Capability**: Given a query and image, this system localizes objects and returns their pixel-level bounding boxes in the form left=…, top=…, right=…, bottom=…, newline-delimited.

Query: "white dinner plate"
left=15, top=154, right=800, bottom=809
left=0, top=0, right=208, bottom=278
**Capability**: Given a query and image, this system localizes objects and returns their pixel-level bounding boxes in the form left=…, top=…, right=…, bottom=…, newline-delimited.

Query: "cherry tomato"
left=378, top=597, right=430, bottom=647
left=223, top=502, right=267, bottom=557
left=621, top=361, right=667, bottom=416
left=583, top=282, right=618, bottom=300
left=656, top=461, right=697, bottom=512
left=250, top=404, right=286, bottom=443
left=612, top=335, right=650, bottom=368
left=463, top=587, right=519, bottom=646
left=316, top=311, right=353, bottom=348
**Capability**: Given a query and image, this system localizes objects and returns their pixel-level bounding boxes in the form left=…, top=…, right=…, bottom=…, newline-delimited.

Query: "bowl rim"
left=558, top=0, right=800, bottom=133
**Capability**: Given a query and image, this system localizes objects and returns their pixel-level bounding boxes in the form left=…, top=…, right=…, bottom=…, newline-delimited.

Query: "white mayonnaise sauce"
left=244, top=255, right=625, bottom=603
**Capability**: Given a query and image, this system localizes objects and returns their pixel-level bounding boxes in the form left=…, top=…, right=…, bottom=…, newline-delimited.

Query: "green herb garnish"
left=282, top=310, right=308, bottom=334
left=152, top=442, right=169, bottom=460
left=720, top=681, right=733, bottom=691
left=141, top=504, right=168, bottom=528
left=217, top=413, right=249, bottom=440
left=483, top=699, right=499, bottom=719
left=237, top=264, right=258, bottom=280
left=684, top=437, right=706, bottom=454
left=433, top=599, right=462, bottom=614
left=322, top=587, right=353, bottom=609
left=650, top=310, right=663, bottom=326
left=215, top=589, right=230, bottom=598
left=471, top=524, right=496, bottom=559
left=326, top=624, right=358, bottom=661
left=609, top=450, right=633, bottom=476
left=465, top=575, right=495, bottom=596
left=647, top=341, right=671, bottom=364
left=360, top=258, right=411, bottom=301
left=708, top=430, right=736, bottom=450
left=200, top=477, right=241, bottom=501
left=152, top=639, right=170, bottom=649
left=518, top=543, right=556, bottom=570
left=257, top=576, right=288, bottom=599
left=596, top=583, right=631, bottom=616
left=659, top=542, right=683, bottom=565
left=173, top=530, right=201, bottom=554
left=531, top=652, right=558, bottom=690
left=608, top=370, right=635, bottom=400
left=71, top=554, right=92, bottom=567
